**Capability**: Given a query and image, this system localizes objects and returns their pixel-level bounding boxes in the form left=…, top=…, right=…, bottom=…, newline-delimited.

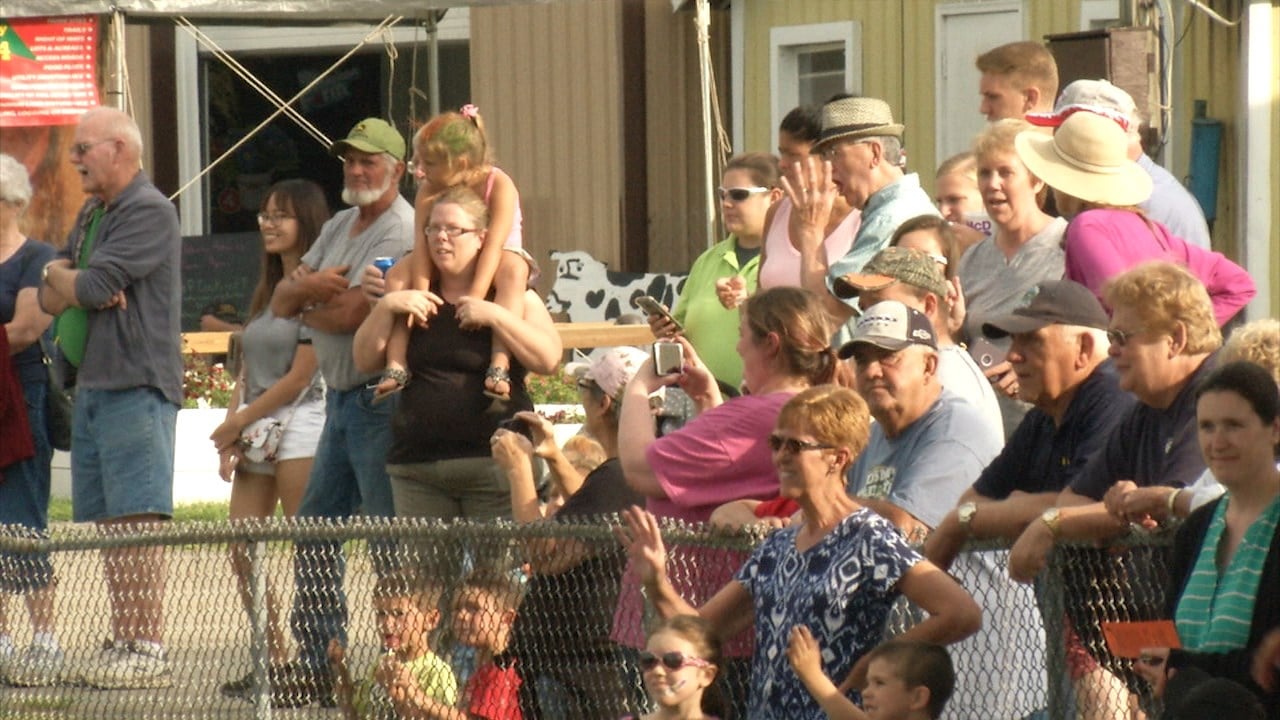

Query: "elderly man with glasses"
left=783, top=96, right=940, bottom=335
left=1007, top=262, right=1222, bottom=716
left=269, top=117, right=415, bottom=707
left=38, top=107, right=183, bottom=690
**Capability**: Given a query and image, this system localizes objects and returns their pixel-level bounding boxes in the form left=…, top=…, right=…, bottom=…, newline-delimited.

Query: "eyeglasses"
left=820, top=139, right=874, bottom=161
left=717, top=186, right=770, bottom=203
left=638, top=651, right=712, bottom=672
left=1106, top=326, right=1150, bottom=348
left=425, top=225, right=478, bottom=239
left=256, top=213, right=295, bottom=225
left=767, top=434, right=835, bottom=455
left=69, top=139, right=114, bottom=157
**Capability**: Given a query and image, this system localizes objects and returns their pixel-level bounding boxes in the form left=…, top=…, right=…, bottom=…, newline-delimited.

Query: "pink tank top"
left=758, top=197, right=859, bottom=289
left=484, top=167, right=524, bottom=250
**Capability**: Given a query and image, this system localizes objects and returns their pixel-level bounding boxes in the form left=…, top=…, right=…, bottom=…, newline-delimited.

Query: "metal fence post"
left=249, top=538, right=272, bottom=720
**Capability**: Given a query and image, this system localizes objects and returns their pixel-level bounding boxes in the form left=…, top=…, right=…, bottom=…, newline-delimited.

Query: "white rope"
left=174, top=17, right=330, bottom=148
left=168, top=15, right=404, bottom=201
left=1181, top=0, right=1241, bottom=27
left=382, top=25, right=399, bottom=128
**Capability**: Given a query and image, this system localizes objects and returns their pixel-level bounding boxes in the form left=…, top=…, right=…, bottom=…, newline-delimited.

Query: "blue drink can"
left=373, top=256, right=397, bottom=275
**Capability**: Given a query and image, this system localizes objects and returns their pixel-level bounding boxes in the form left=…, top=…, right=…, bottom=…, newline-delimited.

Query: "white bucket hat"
left=1014, top=111, right=1152, bottom=206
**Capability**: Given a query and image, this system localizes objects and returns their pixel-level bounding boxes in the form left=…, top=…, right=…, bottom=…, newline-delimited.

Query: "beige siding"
left=643, top=0, right=731, bottom=272
left=471, top=1, right=623, bottom=271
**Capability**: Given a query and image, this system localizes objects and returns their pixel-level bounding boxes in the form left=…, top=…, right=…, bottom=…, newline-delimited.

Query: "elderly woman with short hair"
left=0, top=152, right=62, bottom=687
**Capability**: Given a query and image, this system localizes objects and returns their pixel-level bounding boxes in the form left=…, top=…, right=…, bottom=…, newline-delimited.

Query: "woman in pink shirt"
left=1015, top=111, right=1254, bottom=326
left=754, top=106, right=859, bottom=292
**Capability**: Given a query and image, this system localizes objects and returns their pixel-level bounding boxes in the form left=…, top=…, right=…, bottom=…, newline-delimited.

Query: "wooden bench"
left=181, top=322, right=654, bottom=356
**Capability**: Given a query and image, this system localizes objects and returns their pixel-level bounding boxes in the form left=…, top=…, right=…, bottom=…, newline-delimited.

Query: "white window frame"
left=173, top=13, right=470, bottom=235
left=1079, top=0, right=1123, bottom=31
left=769, top=21, right=861, bottom=151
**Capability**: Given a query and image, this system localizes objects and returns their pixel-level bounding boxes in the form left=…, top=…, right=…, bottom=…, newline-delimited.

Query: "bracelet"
left=1165, top=488, right=1182, bottom=517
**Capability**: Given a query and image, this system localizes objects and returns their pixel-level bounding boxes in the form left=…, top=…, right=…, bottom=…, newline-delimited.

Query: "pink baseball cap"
left=564, top=346, right=649, bottom=399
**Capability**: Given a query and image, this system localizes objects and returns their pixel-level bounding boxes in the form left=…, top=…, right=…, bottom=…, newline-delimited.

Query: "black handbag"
left=39, top=334, right=73, bottom=452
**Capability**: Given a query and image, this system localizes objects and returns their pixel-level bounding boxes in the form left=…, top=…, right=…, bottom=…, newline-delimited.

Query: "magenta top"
left=1063, top=208, right=1255, bottom=326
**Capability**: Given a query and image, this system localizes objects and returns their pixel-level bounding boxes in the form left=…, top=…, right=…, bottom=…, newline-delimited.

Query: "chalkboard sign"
left=180, top=232, right=261, bottom=331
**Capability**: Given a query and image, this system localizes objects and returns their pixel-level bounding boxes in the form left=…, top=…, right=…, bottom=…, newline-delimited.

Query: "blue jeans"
left=290, top=386, right=396, bottom=671
left=0, top=381, right=54, bottom=594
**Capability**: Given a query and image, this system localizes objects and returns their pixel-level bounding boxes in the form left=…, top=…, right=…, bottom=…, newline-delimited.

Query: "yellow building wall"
left=741, top=0, right=1081, bottom=199
left=1172, top=2, right=1240, bottom=258
left=1271, top=3, right=1280, bottom=318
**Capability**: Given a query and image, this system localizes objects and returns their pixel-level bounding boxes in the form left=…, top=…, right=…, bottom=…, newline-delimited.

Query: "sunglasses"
left=767, top=434, right=835, bottom=455
left=638, top=651, right=712, bottom=672
left=717, top=186, right=770, bottom=203
left=1106, top=326, right=1150, bottom=348
left=69, top=139, right=114, bottom=157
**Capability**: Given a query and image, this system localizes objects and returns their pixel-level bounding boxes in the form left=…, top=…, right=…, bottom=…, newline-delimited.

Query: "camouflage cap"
left=833, top=246, right=949, bottom=300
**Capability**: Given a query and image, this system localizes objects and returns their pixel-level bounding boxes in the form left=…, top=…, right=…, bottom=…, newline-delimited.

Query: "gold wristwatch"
left=957, top=502, right=978, bottom=536
left=1040, top=507, right=1062, bottom=538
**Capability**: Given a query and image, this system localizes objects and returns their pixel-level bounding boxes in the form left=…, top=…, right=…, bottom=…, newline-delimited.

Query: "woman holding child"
left=352, top=186, right=561, bottom=523
left=619, top=385, right=981, bottom=720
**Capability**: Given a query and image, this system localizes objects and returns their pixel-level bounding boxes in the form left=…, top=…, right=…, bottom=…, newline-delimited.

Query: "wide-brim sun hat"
left=1014, top=111, right=1151, bottom=206
left=814, top=97, right=905, bottom=150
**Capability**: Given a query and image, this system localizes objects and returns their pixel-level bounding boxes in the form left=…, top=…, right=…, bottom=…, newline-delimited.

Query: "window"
left=770, top=22, right=861, bottom=148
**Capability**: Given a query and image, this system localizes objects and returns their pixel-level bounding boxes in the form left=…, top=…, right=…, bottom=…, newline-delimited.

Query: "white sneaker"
left=5, top=644, right=65, bottom=687
left=80, top=641, right=172, bottom=689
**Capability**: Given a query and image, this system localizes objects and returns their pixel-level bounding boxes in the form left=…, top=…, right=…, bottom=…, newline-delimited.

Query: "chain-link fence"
left=0, top=518, right=1173, bottom=719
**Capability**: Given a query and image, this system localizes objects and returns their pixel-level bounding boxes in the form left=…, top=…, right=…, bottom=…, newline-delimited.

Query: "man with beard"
left=268, top=118, right=414, bottom=707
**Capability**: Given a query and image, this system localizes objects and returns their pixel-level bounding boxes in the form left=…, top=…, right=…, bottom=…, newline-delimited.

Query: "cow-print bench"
left=545, top=250, right=688, bottom=323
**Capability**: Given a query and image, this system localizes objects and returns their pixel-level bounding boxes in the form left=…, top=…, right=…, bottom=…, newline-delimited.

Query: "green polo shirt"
left=671, top=235, right=759, bottom=389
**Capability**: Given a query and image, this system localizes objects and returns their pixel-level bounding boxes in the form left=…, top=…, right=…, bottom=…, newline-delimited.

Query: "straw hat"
left=814, top=97, right=904, bottom=150
left=1014, top=111, right=1152, bottom=206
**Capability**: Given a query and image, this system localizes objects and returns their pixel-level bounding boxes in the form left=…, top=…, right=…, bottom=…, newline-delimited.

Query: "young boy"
left=452, top=569, right=524, bottom=720
left=787, top=627, right=954, bottom=720
left=328, top=572, right=458, bottom=719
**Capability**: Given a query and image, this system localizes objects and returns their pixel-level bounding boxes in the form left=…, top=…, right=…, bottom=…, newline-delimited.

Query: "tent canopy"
left=4, top=0, right=542, bottom=21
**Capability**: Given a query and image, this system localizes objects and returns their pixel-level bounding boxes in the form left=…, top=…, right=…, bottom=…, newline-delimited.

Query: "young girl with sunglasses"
left=624, top=615, right=726, bottom=720
left=374, top=104, right=533, bottom=402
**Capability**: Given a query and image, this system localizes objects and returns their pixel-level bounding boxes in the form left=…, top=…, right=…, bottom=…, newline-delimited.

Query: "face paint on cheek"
left=669, top=679, right=687, bottom=692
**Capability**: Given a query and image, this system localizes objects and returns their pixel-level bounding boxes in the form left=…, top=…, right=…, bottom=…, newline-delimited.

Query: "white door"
left=934, top=2, right=1025, bottom=163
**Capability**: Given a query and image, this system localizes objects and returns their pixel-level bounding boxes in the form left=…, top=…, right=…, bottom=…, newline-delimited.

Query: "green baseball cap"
left=833, top=246, right=949, bottom=299
left=330, top=118, right=406, bottom=161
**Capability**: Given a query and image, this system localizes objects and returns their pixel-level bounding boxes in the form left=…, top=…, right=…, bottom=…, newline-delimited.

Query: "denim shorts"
left=71, top=387, right=177, bottom=522
left=237, top=396, right=326, bottom=476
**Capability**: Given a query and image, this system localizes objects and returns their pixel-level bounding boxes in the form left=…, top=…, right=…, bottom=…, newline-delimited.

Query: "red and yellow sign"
left=0, top=16, right=98, bottom=127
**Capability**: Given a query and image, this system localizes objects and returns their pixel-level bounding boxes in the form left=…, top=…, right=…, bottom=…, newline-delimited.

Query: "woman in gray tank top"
left=208, top=179, right=330, bottom=700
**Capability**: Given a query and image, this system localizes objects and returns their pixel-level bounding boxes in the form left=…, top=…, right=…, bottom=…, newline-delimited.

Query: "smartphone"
left=652, top=341, right=684, bottom=376
left=968, top=337, right=1005, bottom=369
left=497, top=417, right=533, bottom=441
left=635, top=296, right=683, bottom=334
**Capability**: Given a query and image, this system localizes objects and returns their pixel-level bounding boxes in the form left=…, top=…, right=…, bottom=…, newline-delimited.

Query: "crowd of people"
left=1, top=36, right=1277, bottom=720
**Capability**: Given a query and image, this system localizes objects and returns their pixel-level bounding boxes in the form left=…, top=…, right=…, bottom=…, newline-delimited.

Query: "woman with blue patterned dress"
left=618, top=385, right=981, bottom=719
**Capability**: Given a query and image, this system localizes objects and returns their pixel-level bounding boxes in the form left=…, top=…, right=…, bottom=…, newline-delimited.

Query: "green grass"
left=48, top=498, right=230, bottom=524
